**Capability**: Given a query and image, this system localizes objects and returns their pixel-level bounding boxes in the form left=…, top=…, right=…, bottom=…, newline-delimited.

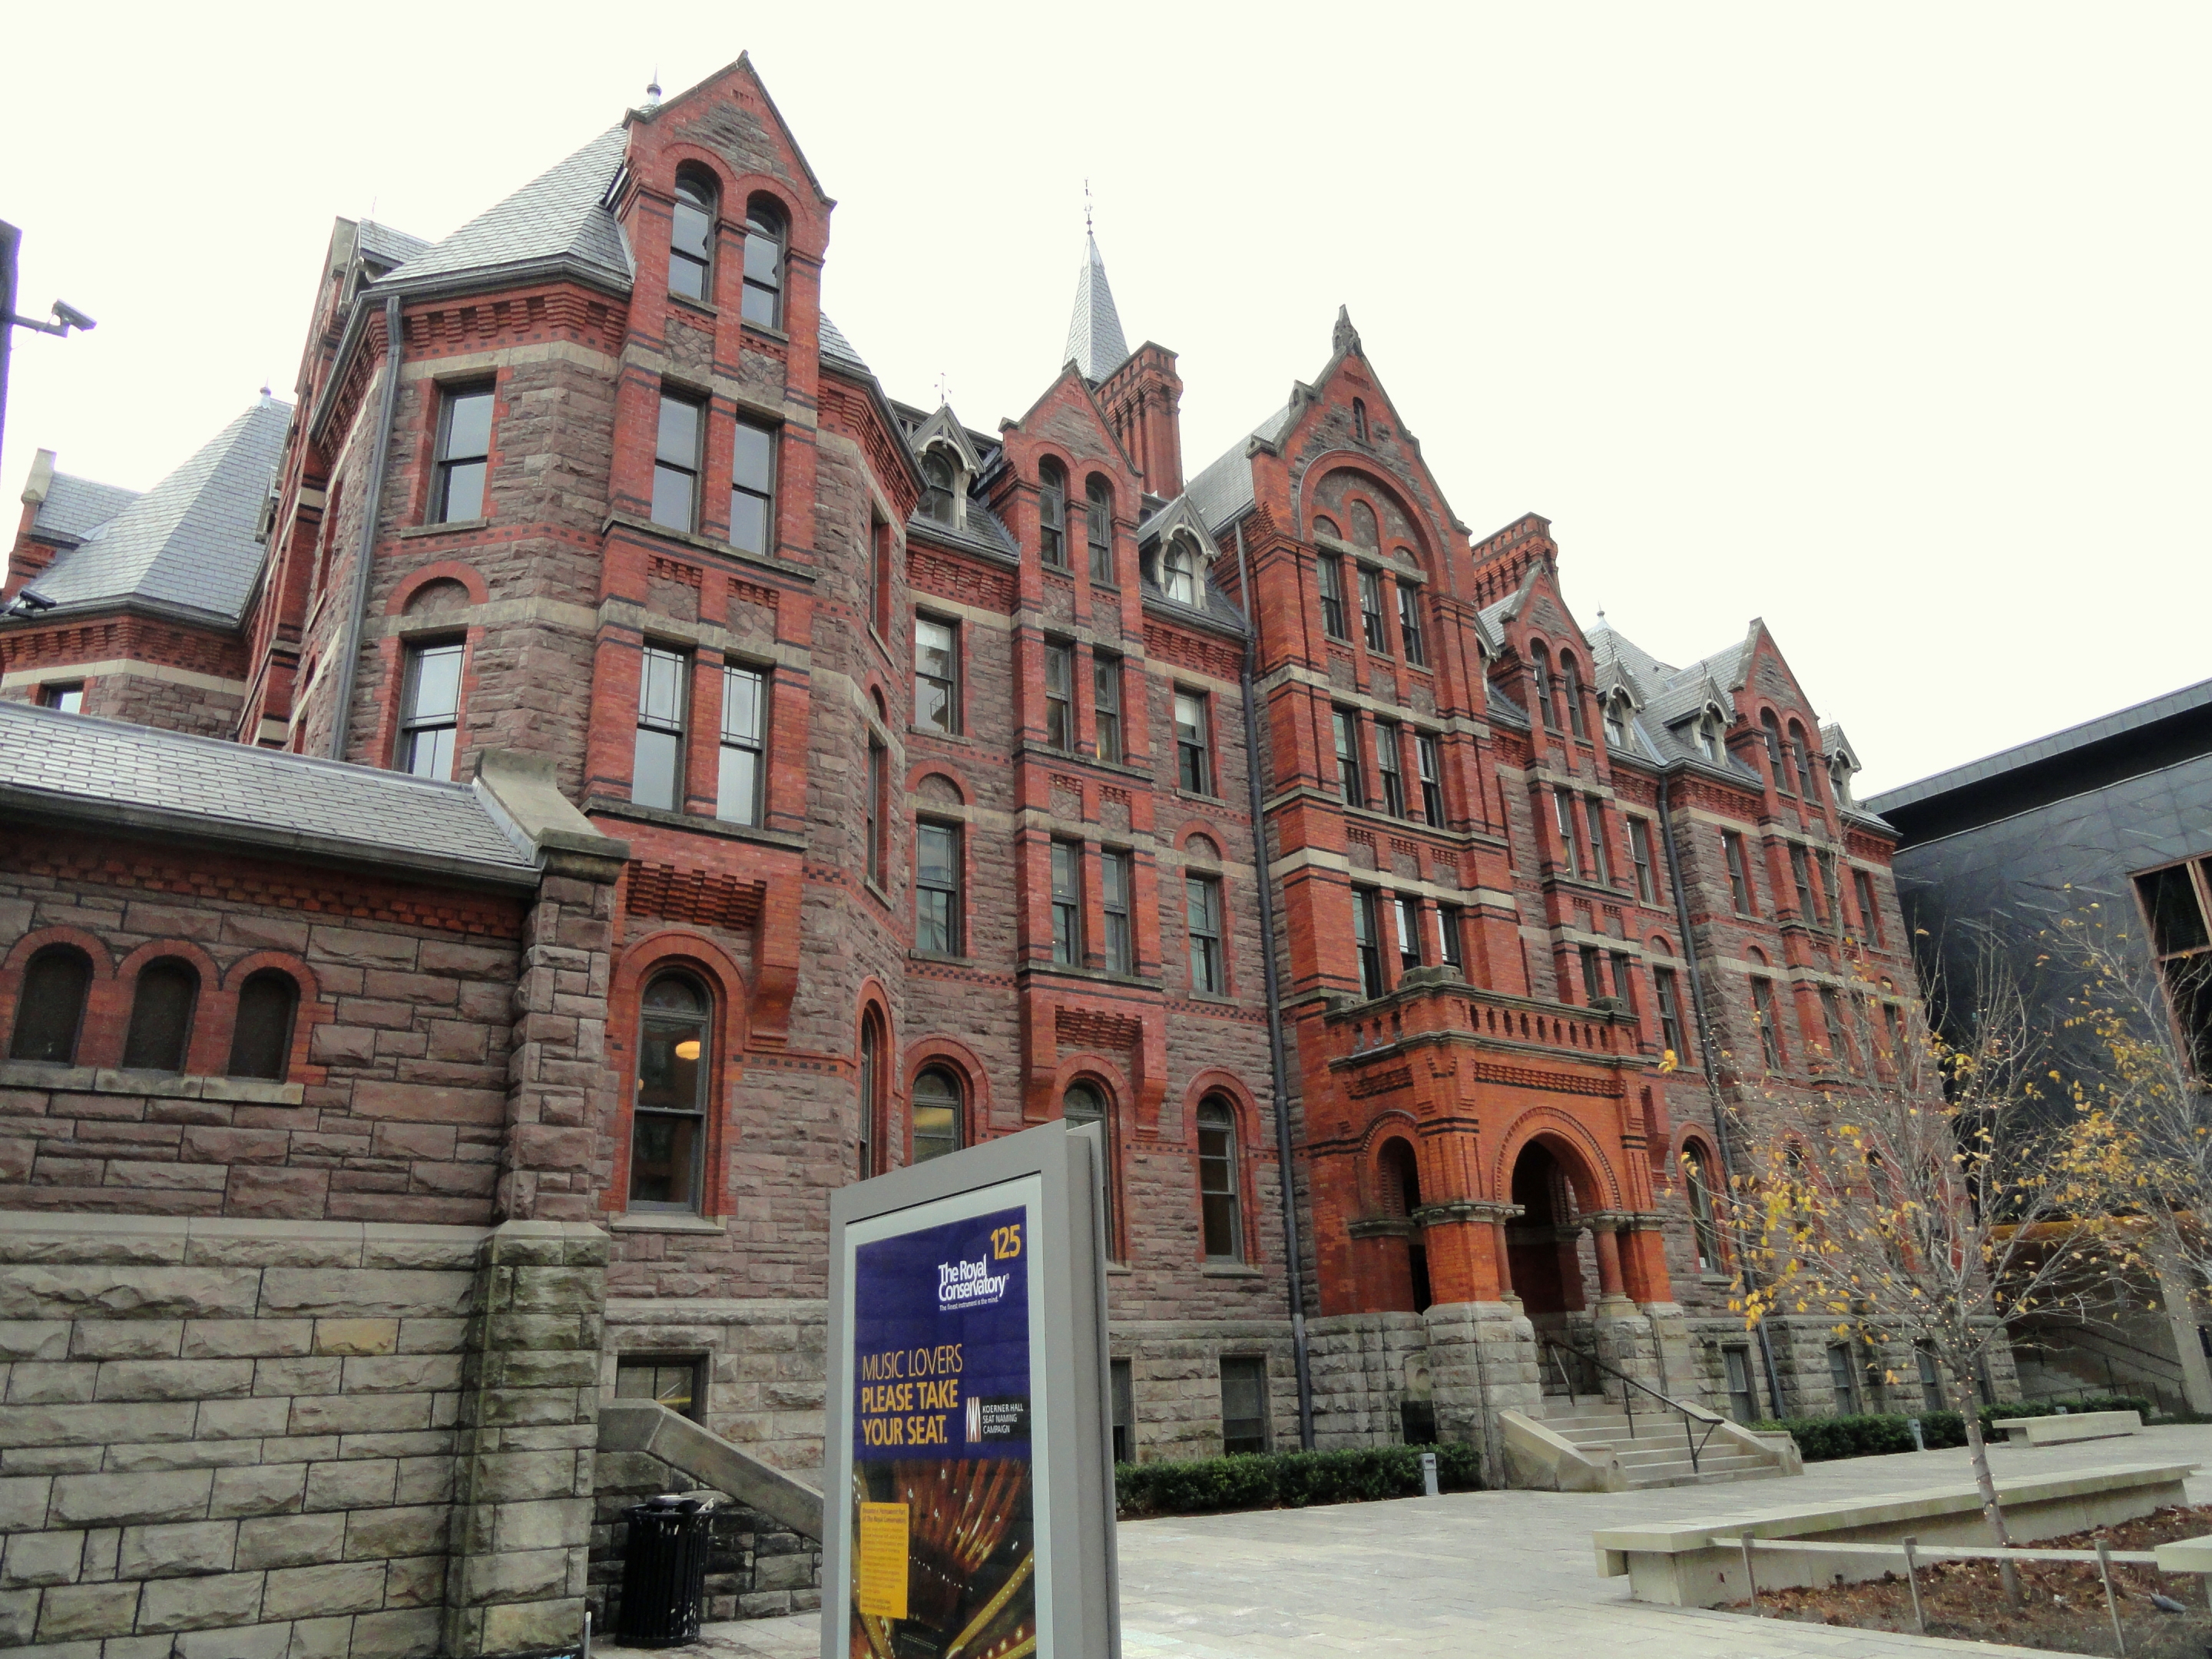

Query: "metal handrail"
left=1541, top=1339, right=1722, bottom=1474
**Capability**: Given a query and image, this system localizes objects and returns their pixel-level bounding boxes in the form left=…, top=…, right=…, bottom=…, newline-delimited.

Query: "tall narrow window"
left=1038, top=460, right=1068, bottom=569
left=1553, top=787, right=1583, bottom=879
left=1530, top=643, right=1557, bottom=729
left=1853, top=869, right=1884, bottom=944
left=1583, top=796, right=1611, bottom=883
left=432, top=385, right=495, bottom=523
left=633, top=645, right=688, bottom=811
left=1159, top=538, right=1200, bottom=605
left=670, top=172, right=716, bottom=302
left=1051, top=841, right=1083, bottom=966
left=717, top=664, right=767, bottom=826
left=1684, top=1145, right=1722, bottom=1274
left=397, top=641, right=464, bottom=780
left=1358, top=566, right=1387, bottom=653
left=1111, top=1359, right=1135, bottom=1462
left=1604, top=696, right=1628, bottom=747
left=921, top=450, right=957, bottom=523
left=1580, top=945, right=1606, bottom=1004
left=1790, top=722, right=1820, bottom=798
left=1751, top=978, right=1784, bottom=1070
left=1086, top=476, right=1114, bottom=584
left=1396, top=582, right=1425, bottom=665
left=1696, top=713, right=1723, bottom=761
left=1316, top=553, right=1348, bottom=640
left=864, top=738, right=888, bottom=887
left=1187, top=873, right=1224, bottom=993
left=1790, top=844, right=1819, bottom=920
left=227, top=970, right=299, bottom=1081
left=916, top=616, right=959, bottom=733
left=1353, top=888, right=1383, bottom=998
left=1917, top=1345, right=1945, bottom=1414
left=869, top=517, right=892, bottom=637
left=1333, top=707, right=1365, bottom=809
left=911, top=1067, right=962, bottom=1165
left=1827, top=1344, right=1863, bottom=1413
left=1375, top=722, right=1406, bottom=817
left=1093, top=654, right=1123, bottom=765
left=856, top=1011, right=882, bottom=1178
left=652, top=391, right=704, bottom=531
left=1436, top=903, right=1465, bottom=972
left=9, top=945, right=91, bottom=1064
left=633, top=975, right=710, bottom=1210
left=1884, top=1002, right=1908, bottom=1071
left=1762, top=709, right=1789, bottom=787
left=729, top=419, right=776, bottom=555
left=1628, top=818, right=1657, bottom=904
left=1197, top=1098, right=1243, bottom=1260
left=1818, top=851, right=1843, bottom=934
left=1062, top=1081, right=1114, bottom=1254
left=1352, top=398, right=1369, bottom=442
left=1560, top=654, right=1588, bottom=738
left=1724, top=1348, right=1757, bottom=1422
left=1609, top=952, right=1637, bottom=1011
left=1220, top=1357, right=1270, bottom=1455
left=1654, top=966, right=1686, bottom=1059
left=1416, top=733, right=1445, bottom=826
left=1821, top=988, right=1854, bottom=1071
left=1724, top=832, right=1756, bottom=916
left=1102, top=849, right=1134, bottom=975
left=916, top=821, right=962, bottom=955
left=1393, top=894, right=1422, bottom=975
left=741, top=196, right=785, bottom=327
left=1044, top=641, right=1074, bottom=750
left=1174, top=691, right=1211, bottom=794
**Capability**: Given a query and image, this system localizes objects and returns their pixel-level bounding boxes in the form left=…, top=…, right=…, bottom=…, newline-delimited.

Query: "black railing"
left=1542, top=1339, right=1724, bottom=1475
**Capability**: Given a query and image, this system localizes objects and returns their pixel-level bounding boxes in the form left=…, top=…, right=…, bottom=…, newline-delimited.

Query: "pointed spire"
left=1062, top=225, right=1130, bottom=382
left=1333, top=305, right=1362, bottom=357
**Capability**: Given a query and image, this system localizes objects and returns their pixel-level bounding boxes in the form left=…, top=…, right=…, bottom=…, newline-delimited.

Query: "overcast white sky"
left=4, top=2, right=2204, bottom=794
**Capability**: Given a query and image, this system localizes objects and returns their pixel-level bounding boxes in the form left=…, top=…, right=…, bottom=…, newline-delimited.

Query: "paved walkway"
left=600, top=1424, right=2212, bottom=1658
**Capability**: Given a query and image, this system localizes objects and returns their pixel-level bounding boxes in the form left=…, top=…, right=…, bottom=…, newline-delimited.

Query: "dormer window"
left=1161, top=535, right=1200, bottom=605
left=1604, top=695, right=1628, bottom=748
left=921, top=449, right=959, bottom=525
left=741, top=195, right=785, bottom=327
left=670, top=171, right=717, bottom=303
left=1829, top=753, right=1855, bottom=804
left=1697, top=712, right=1724, bottom=761
left=1038, top=459, right=1068, bottom=570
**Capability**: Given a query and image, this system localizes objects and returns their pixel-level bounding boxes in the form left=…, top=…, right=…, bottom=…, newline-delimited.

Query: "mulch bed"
left=1723, top=1505, right=2212, bottom=1657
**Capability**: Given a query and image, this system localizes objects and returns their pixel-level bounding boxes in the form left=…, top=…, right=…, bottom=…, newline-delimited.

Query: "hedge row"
left=1753, top=1396, right=2151, bottom=1463
left=1115, top=1443, right=1481, bottom=1517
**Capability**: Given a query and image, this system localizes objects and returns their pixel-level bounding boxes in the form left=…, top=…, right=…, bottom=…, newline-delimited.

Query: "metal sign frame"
left=823, top=1118, right=1119, bottom=1659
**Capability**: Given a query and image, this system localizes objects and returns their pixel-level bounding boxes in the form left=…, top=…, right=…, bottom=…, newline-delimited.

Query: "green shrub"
left=1750, top=1396, right=2151, bottom=1463
left=1115, top=1442, right=1481, bottom=1518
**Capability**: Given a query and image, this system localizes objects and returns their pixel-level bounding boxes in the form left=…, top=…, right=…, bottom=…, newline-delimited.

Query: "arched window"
left=1085, top=476, right=1114, bottom=584
left=857, top=1010, right=885, bottom=1177
left=911, top=1065, right=963, bottom=1164
left=1038, top=459, right=1067, bottom=569
left=1377, top=1137, right=1420, bottom=1217
left=1760, top=710, right=1787, bottom=785
left=1558, top=652, right=1588, bottom=738
left=9, top=945, right=91, bottom=1065
left=669, top=171, right=717, bottom=303
left=1683, top=1143, right=1723, bottom=1273
left=920, top=449, right=957, bottom=524
left=124, top=958, right=199, bottom=1073
left=1528, top=642, right=1557, bottom=729
left=1352, top=399, right=1369, bottom=442
left=632, top=975, right=710, bottom=1211
left=227, top=970, right=300, bottom=1081
left=741, top=195, right=786, bottom=327
left=1063, top=1081, right=1116, bottom=1256
left=1790, top=721, right=1819, bottom=797
left=1197, top=1097, right=1243, bottom=1261
left=1160, top=535, right=1200, bottom=605
left=1604, top=694, right=1629, bottom=748
left=1348, top=502, right=1379, bottom=549
left=1696, top=710, right=1724, bottom=761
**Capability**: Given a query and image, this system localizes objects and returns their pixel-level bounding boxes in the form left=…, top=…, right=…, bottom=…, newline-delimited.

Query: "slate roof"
left=819, top=315, right=869, bottom=376
left=374, top=127, right=632, bottom=296
left=1062, top=233, right=1130, bottom=381
left=355, top=220, right=432, bottom=271
left=1185, top=406, right=1293, bottom=533
left=0, top=702, right=539, bottom=884
left=31, top=475, right=139, bottom=545
left=26, top=399, right=290, bottom=624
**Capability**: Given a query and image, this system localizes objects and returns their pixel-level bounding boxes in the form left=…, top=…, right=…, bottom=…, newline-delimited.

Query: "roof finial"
left=645, top=70, right=662, bottom=107
left=934, top=371, right=951, bottom=409
left=1084, top=179, right=1093, bottom=237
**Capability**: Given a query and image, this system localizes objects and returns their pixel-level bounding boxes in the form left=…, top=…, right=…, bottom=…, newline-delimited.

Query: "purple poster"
left=848, top=1202, right=1035, bottom=1659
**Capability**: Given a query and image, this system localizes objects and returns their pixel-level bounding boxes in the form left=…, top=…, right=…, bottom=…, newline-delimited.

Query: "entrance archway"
left=1505, top=1137, right=1604, bottom=1391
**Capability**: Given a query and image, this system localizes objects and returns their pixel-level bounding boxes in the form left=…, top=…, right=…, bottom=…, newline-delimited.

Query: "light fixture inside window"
left=674, top=1039, right=701, bottom=1061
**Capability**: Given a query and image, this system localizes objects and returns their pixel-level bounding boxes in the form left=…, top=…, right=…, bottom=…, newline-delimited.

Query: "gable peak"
left=1333, top=305, right=1362, bottom=357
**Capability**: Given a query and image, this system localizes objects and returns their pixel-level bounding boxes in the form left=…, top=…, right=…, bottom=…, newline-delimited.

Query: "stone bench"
left=1993, top=1409, right=2143, bottom=1445
left=1593, top=1459, right=2196, bottom=1606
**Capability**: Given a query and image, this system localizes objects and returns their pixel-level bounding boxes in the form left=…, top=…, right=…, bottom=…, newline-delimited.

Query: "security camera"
left=8, top=590, right=57, bottom=614
left=51, top=301, right=95, bottom=333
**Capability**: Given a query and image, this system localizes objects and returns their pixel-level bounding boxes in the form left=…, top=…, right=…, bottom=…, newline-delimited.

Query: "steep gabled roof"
left=25, top=399, right=290, bottom=624
left=355, top=220, right=432, bottom=272
left=373, top=127, right=632, bottom=296
left=1184, top=405, right=1293, bottom=533
left=820, top=315, right=869, bottom=376
left=1063, top=232, right=1130, bottom=382
left=31, top=474, right=140, bottom=546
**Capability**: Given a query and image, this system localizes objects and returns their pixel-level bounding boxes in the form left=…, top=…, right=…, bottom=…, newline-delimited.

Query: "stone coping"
left=1594, top=1461, right=2201, bottom=1559
left=0, top=1056, right=303, bottom=1105
left=0, top=1207, right=608, bottom=1265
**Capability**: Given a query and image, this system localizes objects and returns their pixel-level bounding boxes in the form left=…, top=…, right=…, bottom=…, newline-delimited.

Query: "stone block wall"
left=586, top=1447, right=819, bottom=1626
left=0, top=1210, right=483, bottom=1659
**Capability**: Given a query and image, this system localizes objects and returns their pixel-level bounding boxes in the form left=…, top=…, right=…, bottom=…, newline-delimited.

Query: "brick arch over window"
left=853, top=979, right=898, bottom=1178
left=1300, top=459, right=1439, bottom=567
left=1175, top=825, right=1224, bottom=862
left=1358, top=1110, right=1422, bottom=1214
left=0, top=928, right=114, bottom=1067
left=607, top=929, right=753, bottom=1214
left=904, top=1034, right=992, bottom=1141
left=909, top=765, right=969, bottom=806
left=1489, top=1108, right=1624, bottom=1214
left=217, top=952, right=329, bottom=1085
left=114, top=939, right=225, bottom=1076
left=386, top=561, right=491, bottom=616
left=1053, top=1060, right=1128, bottom=1259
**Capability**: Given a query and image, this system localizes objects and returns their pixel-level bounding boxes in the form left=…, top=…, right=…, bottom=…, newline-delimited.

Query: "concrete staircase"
left=1538, top=1397, right=1790, bottom=1489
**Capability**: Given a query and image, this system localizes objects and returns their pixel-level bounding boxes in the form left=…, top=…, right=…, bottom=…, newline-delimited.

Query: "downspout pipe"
left=1656, top=770, right=1786, bottom=1419
left=1234, top=520, right=1316, bottom=1450
left=326, top=293, right=403, bottom=761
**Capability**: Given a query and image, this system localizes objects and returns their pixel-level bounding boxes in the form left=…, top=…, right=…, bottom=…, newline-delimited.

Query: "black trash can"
left=617, top=1495, right=715, bottom=1647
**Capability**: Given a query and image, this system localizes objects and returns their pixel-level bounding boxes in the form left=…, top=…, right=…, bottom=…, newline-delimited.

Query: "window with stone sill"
left=1416, top=732, right=1444, bottom=828
left=669, top=170, right=717, bottom=304
left=8, top=944, right=91, bottom=1065
left=1529, top=641, right=1558, bottom=730
left=227, top=971, right=300, bottom=1081
left=1197, top=1097, right=1243, bottom=1261
left=1038, top=459, right=1068, bottom=571
left=1093, top=653, right=1124, bottom=766
left=397, top=641, right=464, bottom=781
left=1174, top=690, right=1212, bottom=796
left=1358, top=565, right=1387, bottom=653
left=651, top=391, right=704, bottom=532
left=1051, top=840, right=1084, bottom=966
left=741, top=194, right=785, bottom=329
left=1333, top=707, right=1365, bottom=810
left=124, top=958, right=198, bottom=1074
left=729, top=419, right=776, bottom=558
left=1220, top=1356, right=1270, bottom=1455
left=1062, top=1081, right=1116, bottom=1255
left=1628, top=817, right=1657, bottom=905
left=916, top=820, right=962, bottom=956
left=1316, top=551, right=1349, bottom=641
left=1396, top=581, right=1426, bottom=666
left=631, top=974, right=710, bottom=1213
left=1086, top=475, right=1114, bottom=584
left=1103, top=849, right=1134, bottom=976
left=1187, top=873, right=1224, bottom=994
left=632, top=645, right=689, bottom=813
left=1559, top=652, right=1589, bottom=740
left=911, top=1065, right=964, bottom=1165
left=1853, top=869, right=1885, bottom=945
left=432, top=384, right=495, bottom=525
left=1044, top=640, right=1075, bottom=751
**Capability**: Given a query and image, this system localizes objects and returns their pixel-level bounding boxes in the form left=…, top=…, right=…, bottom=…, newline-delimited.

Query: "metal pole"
left=1902, top=1536, right=1925, bottom=1633
left=2097, top=1538, right=2127, bottom=1657
left=1740, top=1533, right=1759, bottom=1612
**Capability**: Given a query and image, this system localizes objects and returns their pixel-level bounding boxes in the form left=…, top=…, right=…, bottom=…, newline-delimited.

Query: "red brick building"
left=1, top=55, right=1988, bottom=1558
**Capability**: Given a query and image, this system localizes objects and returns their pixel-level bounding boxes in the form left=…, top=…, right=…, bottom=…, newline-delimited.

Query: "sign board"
left=824, top=1119, right=1119, bottom=1659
